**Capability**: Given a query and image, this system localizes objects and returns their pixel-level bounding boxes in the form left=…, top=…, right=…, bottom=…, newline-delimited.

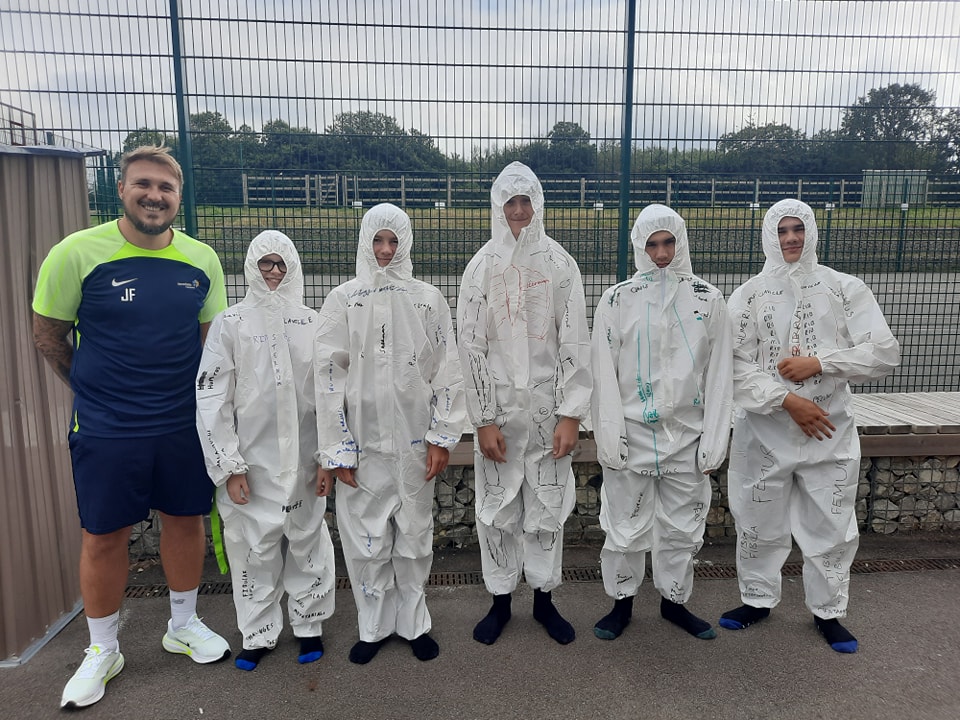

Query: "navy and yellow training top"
left=33, top=220, right=227, bottom=438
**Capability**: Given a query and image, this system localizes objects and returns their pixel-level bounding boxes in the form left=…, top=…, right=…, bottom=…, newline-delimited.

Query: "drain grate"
left=199, top=581, right=233, bottom=596
left=564, top=567, right=603, bottom=582
left=124, top=556, right=960, bottom=596
left=125, top=584, right=170, bottom=598
left=852, top=557, right=960, bottom=573
left=429, top=571, right=485, bottom=586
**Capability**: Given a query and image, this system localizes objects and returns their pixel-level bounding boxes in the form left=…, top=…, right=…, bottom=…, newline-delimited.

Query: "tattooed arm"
left=33, top=313, right=74, bottom=386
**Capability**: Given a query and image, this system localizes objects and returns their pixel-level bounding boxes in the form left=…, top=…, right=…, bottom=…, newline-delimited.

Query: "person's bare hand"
left=316, top=467, right=335, bottom=497
left=782, top=392, right=835, bottom=440
left=553, top=416, right=580, bottom=459
left=777, top=356, right=822, bottom=382
left=226, top=473, right=250, bottom=504
left=477, top=424, right=507, bottom=463
left=425, top=444, right=450, bottom=481
left=334, top=467, right=358, bottom=488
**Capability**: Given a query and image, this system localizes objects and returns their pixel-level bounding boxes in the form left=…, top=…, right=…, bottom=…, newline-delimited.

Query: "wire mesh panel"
left=2, top=0, right=959, bottom=390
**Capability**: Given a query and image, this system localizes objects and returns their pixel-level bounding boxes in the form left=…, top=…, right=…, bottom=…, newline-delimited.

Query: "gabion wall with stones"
left=126, top=454, right=960, bottom=559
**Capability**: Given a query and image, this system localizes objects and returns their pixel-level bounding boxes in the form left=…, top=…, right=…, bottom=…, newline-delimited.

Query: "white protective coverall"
left=727, top=199, right=900, bottom=618
left=315, top=203, right=465, bottom=643
left=591, top=204, right=733, bottom=603
left=196, top=230, right=335, bottom=650
left=457, top=162, right=592, bottom=595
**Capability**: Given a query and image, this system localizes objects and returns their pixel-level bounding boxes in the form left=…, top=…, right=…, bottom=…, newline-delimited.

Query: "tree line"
left=117, top=83, right=959, bottom=204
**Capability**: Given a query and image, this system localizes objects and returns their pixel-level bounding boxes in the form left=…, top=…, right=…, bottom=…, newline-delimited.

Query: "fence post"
left=823, top=201, right=834, bottom=263
left=168, top=0, right=196, bottom=236
left=896, top=179, right=910, bottom=272
left=710, top=177, right=716, bottom=208
left=616, top=0, right=638, bottom=283
left=341, top=174, right=348, bottom=207
left=304, top=175, right=310, bottom=207
left=665, top=176, right=672, bottom=206
left=749, top=202, right=760, bottom=268
left=840, top=178, right=846, bottom=208
left=580, top=177, right=586, bottom=207
left=797, top=177, right=802, bottom=200
left=754, top=178, right=760, bottom=205
left=242, top=173, right=249, bottom=207
left=400, top=175, right=406, bottom=208
left=447, top=175, right=452, bottom=207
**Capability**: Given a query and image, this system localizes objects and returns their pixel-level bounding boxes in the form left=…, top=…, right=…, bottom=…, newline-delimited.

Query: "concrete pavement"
left=2, top=533, right=959, bottom=720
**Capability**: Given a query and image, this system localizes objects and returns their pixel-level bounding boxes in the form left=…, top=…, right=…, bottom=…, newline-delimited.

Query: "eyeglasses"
left=257, top=258, right=287, bottom=273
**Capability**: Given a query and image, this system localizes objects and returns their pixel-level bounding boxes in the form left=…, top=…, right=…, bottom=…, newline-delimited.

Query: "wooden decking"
left=447, top=392, right=960, bottom=463
left=852, top=392, right=960, bottom=455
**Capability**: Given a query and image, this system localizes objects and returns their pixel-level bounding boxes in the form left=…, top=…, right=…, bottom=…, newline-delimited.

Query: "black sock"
left=533, top=589, right=576, bottom=645
left=660, top=597, right=716, bottom=640
left=235, top=647, right=271, bottom=671
left=349, top=638, right=387, bottom=665
left=594, top=596, right=634, bottom=640
left=297, top=635, right=324, bottom=664
left=409, top=633, right=440, bottom=661
left=814, top=617, right=858, bottom=653
left=719, top=604, right=771, bottom=630
left=473, top=593, right=512, bottom=645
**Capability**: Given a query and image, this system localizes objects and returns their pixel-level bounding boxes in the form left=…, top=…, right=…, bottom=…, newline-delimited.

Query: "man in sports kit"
left=33, top=145, right=231, bottom=709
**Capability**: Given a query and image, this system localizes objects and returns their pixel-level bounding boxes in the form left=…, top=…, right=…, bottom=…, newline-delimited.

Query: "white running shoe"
left=60, top=644, right=125, bottom=709
left=161, top=614, right=231, bottom=663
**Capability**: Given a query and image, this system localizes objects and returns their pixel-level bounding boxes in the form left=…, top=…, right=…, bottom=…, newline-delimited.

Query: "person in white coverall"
left=591, top=204, right=733, bottom=642
left=196, top=230, right=336, bottom=671
left=315, top=203, right=465, bottom=665
left=457, top=162, right=592, bottom=646
left=719, top=199, right=900, bottom=653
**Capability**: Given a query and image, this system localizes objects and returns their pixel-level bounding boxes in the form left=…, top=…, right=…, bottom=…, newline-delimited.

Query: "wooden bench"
left=448, top=392, right=960, bottom=463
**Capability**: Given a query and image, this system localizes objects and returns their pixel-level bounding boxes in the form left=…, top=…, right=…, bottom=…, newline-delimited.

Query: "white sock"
left=169, top=588, right=199, bottom=630
left=87, top=611, right=120, bottom=653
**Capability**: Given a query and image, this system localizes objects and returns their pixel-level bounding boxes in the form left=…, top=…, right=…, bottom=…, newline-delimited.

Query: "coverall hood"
left=490, top=162, right=546, bottom=245
left=630, top=203, right=694, bottom=275
left=761, top=198, right=819, bottom=275
left=357, top=203, right=414, bottom=282
left=243, top=230, right=304, bottom=305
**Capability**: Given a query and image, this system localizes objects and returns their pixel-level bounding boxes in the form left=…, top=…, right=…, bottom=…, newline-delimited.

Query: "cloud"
left=2, top=0, right=957, bottom=154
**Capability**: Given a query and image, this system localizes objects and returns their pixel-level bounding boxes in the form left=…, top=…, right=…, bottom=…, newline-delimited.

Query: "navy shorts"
left=69, top=427, right=214, bottom=535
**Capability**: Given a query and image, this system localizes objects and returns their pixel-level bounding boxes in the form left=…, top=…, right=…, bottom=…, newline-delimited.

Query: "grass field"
left=91, top=204, right=960, bottom=276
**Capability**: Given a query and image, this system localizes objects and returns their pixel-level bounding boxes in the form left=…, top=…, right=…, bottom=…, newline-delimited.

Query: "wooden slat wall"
left=0, top=148, right=87, bottom=663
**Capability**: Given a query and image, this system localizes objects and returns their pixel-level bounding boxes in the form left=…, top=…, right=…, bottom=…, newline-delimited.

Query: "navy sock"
left=660, top=597, right=716, bottom=640
left=473, top=593, right=512, bottom=645
left=594, top=596, right=634, bottom=640
left=719, top=604, right=771, bottom=630
left=349, top=638, right=387, bottom=665
left=235, top=647, right=271, bottom=671
left=297, top=635, right=324, bottom=664
left=409, top=633, right=440, bottom=661
left=815, top=617, right=858, bottom=653
left=533, top=589, right=576, bottom=645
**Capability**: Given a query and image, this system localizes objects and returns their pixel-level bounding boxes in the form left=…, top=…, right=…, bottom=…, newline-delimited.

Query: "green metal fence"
left=3, top=0, right=959, bottom=391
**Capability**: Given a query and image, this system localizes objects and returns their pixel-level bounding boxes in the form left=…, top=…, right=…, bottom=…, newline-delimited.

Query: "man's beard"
left=129, top=214, right=173, bottom=236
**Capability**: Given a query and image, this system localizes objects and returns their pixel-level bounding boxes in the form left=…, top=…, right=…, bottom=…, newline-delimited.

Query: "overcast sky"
left=2, top=0, right=958, bottom=155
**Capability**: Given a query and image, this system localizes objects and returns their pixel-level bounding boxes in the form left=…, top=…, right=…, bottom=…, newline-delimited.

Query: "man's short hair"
left=120, top=145, right=183, bottom=191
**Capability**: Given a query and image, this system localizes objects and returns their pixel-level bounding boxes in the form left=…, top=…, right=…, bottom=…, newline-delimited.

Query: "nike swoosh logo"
left=111, top=278, right=138, bottom=287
